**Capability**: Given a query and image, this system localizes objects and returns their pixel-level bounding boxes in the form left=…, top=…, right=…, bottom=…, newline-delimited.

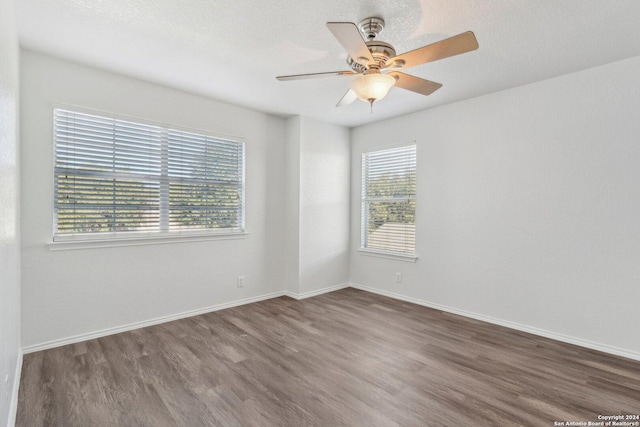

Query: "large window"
left=54, top=109, right=245, bottom=240
left=361, top=145, right=416, bottom=256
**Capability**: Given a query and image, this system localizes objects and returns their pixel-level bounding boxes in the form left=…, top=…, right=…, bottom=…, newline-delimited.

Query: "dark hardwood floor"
left=17, top=288, right=640, bottom=426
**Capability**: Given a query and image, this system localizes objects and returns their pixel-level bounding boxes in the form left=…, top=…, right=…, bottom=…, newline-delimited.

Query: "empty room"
left=2, top=0, right=640, bottom=425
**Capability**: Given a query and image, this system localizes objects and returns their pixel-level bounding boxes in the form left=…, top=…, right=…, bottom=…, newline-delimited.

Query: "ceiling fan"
left=276, top=17, right=479, bottom=109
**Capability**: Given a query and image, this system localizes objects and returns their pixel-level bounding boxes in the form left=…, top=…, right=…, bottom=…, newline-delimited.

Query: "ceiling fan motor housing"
left=347, top=40, right=396, bottom=72
left=345, top=18, right=396, bottom=72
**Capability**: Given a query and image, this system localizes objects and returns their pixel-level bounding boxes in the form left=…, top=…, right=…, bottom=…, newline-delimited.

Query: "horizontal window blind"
left=361, top=145, right=416, bottom=255
left=167, top=129, right=244, bottom=230
left=54, top=109, right=244, bottom=239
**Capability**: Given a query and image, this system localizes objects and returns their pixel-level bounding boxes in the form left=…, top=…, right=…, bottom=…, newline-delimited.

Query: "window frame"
left=360, top=143, right=417, bottom=262
left=50, top=106, right=247, bottom=249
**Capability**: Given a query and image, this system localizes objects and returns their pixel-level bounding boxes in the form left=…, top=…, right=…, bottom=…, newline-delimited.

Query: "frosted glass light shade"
left=349, top=73, right=396, bottom=103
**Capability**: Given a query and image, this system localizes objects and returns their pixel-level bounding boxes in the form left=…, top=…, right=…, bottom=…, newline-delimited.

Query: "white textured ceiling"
left=15, top=0, right=640, bottom=127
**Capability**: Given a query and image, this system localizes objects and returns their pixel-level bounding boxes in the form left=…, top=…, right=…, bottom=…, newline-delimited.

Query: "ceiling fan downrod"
left=358, top=17, right=385, bottom=40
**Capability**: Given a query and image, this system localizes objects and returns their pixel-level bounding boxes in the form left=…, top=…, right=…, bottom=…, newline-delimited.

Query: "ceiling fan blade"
left=336, top=89, right=357, bottom=107
left=326, top=22, right=375, bottom=67
left=387, top=31, right=479, bottom=71
left=388, top=72, right=442, bottom=96
left=276, top=71, right=356, bottom=81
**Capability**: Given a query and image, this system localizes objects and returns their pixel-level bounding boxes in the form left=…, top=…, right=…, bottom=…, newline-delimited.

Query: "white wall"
left=283, top=117, right=350, bottom=295
left=20, top=51, right=287, bottom=349
left=283, top=116, right=301, bottom=294
left=298, top=117, right=350, bottom=294
left=350, top=55, right=640, bottom=357
left=0, top=0, right=21, bottom=424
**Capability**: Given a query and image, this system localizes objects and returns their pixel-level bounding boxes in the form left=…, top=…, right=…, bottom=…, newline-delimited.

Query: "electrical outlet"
left=237, top=276, right=245, bottom=288
left=395, top=272, right=402, bottom=284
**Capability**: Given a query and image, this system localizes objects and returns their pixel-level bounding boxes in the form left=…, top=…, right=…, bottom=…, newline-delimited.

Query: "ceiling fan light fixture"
left=349, top=73, right=396, bottom=105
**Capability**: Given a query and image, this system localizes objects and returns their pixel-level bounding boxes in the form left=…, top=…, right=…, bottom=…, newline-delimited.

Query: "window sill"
left=358, top=249, right=418, bottom=263
left=48, top=232, right=249, bottom=251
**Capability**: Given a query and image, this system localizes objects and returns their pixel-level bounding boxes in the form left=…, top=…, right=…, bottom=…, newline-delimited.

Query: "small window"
left=54, top=109, right=245, bottom=240
left=361, top=145, right=416, bottom=255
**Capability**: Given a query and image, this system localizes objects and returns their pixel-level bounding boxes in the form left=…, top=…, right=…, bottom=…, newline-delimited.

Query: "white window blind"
left=54, top=109, right=244, bottom=240
left=361, top=145, right=416, bottom=255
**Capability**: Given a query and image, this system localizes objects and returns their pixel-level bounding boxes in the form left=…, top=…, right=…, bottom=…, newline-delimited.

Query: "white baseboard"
left=8, top=349, right=22, bottom=427
left=22, top=291, right=286, bottom=354
left=284, top=283, right=349, bottom=300
left=22, top=282, right=640, bottom=363
left=22, top=283, right=351, bottom=354
left=349, top=282, right=640, bottom=362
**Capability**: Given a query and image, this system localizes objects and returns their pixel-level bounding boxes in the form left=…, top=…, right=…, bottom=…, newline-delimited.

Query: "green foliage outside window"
left=365, top=171, right=416, bottom=234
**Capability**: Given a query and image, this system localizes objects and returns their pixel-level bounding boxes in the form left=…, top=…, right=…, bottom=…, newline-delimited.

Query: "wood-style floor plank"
left=17, top=288, right=640, bottom=426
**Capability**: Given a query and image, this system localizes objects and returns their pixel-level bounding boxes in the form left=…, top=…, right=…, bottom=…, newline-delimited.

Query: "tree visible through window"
left=361, top=145, right=416, bottom=255
left=54, top=109, right=244, bottom=239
